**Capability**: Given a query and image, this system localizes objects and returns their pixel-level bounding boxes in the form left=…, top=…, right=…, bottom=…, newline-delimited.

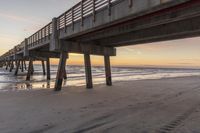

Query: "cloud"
left=120, top=47, right=142, bottom=55
left=122, top=37, right=200, bottom=52
left=0, top=12, right=28, bottom=22
left=180, top=58, right=200, bottom=62
left=0, top=12, right=48, bottom=25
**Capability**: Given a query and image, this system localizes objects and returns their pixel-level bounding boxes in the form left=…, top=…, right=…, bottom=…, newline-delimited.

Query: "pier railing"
left=57, top=0, right=119, bottom=30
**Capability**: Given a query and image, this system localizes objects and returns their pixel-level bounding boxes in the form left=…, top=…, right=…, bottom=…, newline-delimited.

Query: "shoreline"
left=0, top=76, right=200, bottom=93
left=0, top=75, right=200, bottom=93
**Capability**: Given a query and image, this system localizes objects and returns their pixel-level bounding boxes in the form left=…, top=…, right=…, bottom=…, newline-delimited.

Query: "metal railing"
left=57, top=0, right=119, bottom=30
left=27, top=22, right=52, bottom=49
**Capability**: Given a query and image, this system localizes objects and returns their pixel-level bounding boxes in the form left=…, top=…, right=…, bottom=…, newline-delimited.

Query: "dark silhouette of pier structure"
left=0, top=0, right=199, bottom=91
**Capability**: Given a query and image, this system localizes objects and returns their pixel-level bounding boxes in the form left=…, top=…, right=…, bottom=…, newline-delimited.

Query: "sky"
left=0, top=0, right=200, bottom=68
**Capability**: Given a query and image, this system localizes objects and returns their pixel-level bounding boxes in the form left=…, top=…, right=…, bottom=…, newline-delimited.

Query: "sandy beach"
left=0, top=76, right=200, bottom=133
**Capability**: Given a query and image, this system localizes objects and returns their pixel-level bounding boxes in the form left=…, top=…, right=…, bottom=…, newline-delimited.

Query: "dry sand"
left=0, top=76, right=200, bottom=133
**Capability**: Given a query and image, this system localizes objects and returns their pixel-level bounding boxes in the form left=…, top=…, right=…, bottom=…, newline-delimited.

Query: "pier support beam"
left=6, top=61, right=8, bottom=70
left=21, top=60, right=24, bottom=72
left=15, top=60, right=17, bottom=68
left=46, top=58, right=51, bottom=80
left=54, top=52, right=68, bottom=91
left=104, top=55, right=112, bottom=86
left=84, top=54, right=93, bottom=89
left=8, top=61, right=11, bottom=68
left=14, top=60, right=20, bottom=76
left=24, top=61, right=27, bottom=70
left=63, top=67, right=67, bottom=80
left=42, top=60, right=46, bottom=75
left=31, top=63, right=34, bottom=75
left=9, top=60, right=14, bottom=72
left=26, top=59, right=33, bottom=81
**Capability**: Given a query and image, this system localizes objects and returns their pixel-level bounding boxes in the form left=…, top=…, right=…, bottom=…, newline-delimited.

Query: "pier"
left=0, top=0, right=200, bottom=91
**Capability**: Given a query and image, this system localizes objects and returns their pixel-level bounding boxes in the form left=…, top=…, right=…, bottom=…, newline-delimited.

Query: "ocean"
left=0, top=65, right=200, bottom=91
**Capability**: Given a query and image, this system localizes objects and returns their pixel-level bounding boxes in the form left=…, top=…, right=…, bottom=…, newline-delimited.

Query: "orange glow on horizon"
left=2, top=38, right=200, bottom=68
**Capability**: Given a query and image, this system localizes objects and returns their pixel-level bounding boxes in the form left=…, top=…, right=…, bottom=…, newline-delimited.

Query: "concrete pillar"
left=9, top=60, right=14, bottom=72
left=50, top=18, right=60, bottom=51
left=42, top=60, right=46, bottom=75
left=46, top=58, right=51, bottom=80
left=54, top=52, right=68, bottom=91
left=84, top=54, right=93, bottom=89
left=15, top=60, right=17, bottom=68
left=63, top=67, right=67, bottom=80
left=104, top=55, right=112, bottom=86
left=14, top=60, right=20, bottom=76
left=26, top=59, right=33, bottom=81
left=6, top=61, right=8, bottom=70
left=21, top=60, right=24, bottom=72
left=8, top=60, right=11, bottom=68
left=31, top=62, right=34, bottom=75
left=19, top=61, right=22, bottom=70
left=24, top=61, right=27, bottom=70
left=24, top=38, right=29, bottom=57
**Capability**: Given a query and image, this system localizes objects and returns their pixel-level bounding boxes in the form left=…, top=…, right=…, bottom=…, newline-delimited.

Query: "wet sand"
left=0, top=76, right=200, bottom=133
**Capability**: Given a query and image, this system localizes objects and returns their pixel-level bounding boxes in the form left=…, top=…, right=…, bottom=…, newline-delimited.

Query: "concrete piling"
left=6, top=61, right=8, bottom=70
left=21, top=60, right=24, bottom=72
left=104, top=55, right=112, bottom=86
left=42, top=60, right=46, bottom=75
left=26, top=59, right=33, bottom=81
left=46, top=58, right=51, bottom=80
left=24, top=61, right=27, bottom=70
left=54, top=52, right=68, bottom=91
left=63, top=67, right=67, bottom=80
left=14, top=60, right=20, bottom=76
left=9, top=60, right=14, bottom=72
left=31, top=62, right=34, bottom=75
left=84, top=54, right=93, bottom=89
